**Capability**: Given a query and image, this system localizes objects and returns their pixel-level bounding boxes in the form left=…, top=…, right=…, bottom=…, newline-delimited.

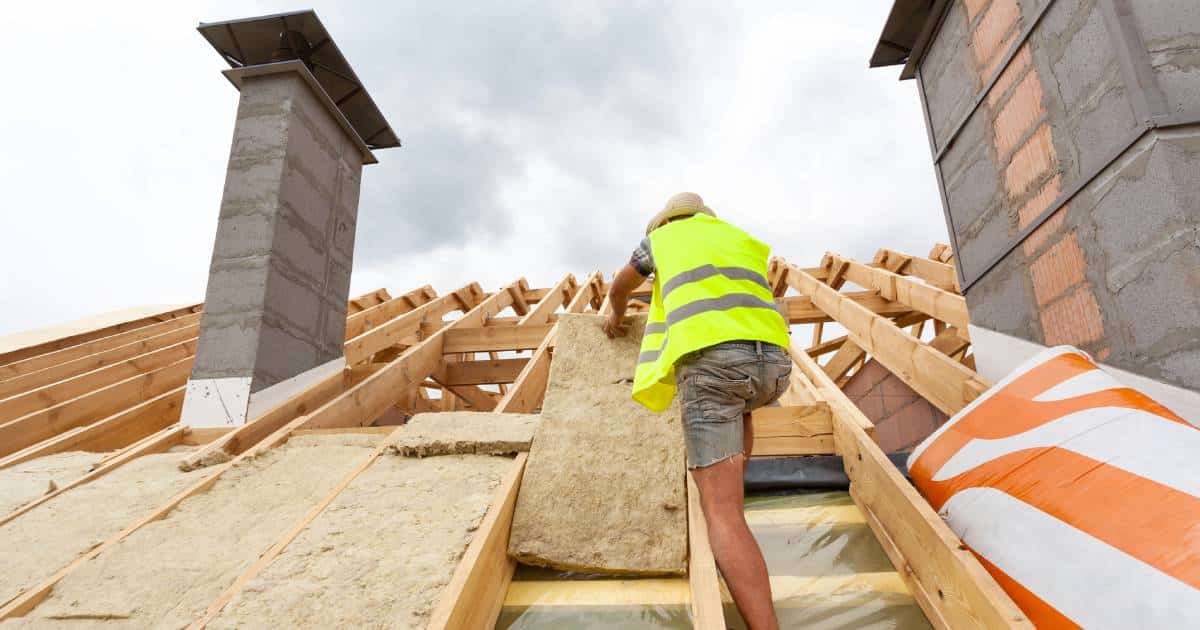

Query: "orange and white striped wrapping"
left=908, top=346, right=1200, bottom=629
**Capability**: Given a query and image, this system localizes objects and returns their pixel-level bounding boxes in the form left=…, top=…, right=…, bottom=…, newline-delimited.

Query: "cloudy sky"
left=0, top=1, right=944, bottom=335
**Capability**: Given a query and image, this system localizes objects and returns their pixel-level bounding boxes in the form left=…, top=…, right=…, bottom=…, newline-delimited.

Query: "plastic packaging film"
left=908, top=346, right=1200, bottom=628
left=496, top=490, right=930, bottom=629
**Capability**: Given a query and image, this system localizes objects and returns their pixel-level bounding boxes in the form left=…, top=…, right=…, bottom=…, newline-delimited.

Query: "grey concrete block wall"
left=192, top=71, right=364, bottom=392
left=912, top=0, right=1200, bottom=391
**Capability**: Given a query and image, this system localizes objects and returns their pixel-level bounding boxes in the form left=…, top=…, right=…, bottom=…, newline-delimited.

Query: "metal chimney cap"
left=198, top=10, right=400, bottom=150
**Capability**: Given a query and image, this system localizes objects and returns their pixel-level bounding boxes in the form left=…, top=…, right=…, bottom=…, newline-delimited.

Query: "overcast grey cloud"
left=0, top=1, right=944, bottom=336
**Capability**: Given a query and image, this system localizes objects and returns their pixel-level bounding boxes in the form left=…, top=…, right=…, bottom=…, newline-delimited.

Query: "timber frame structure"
left=0, top=244, right=1031, bottom=629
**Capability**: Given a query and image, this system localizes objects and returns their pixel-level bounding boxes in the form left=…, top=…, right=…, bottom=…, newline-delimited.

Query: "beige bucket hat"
left=645, top=192, right=716, bottom=235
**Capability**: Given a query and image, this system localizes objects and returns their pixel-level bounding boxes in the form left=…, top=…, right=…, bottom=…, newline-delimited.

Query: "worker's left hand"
left=603, top=312, right=630, bottom=338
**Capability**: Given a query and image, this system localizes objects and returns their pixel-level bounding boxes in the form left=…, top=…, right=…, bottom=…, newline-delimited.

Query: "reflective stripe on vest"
left=631, top=214, right=791, bottom=412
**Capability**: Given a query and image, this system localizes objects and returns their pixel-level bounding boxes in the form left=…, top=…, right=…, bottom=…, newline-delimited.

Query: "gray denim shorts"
left=676, top=340, right=793, bottom=469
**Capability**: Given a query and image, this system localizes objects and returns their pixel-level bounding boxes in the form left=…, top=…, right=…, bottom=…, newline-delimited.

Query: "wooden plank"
left=442, top=358, right=528, bottom=386
left=442, top=325, right=554, bottom=353
left=0, top=338, right=196, bottom=423
left=750, top=404, right=835, bottom=456
left=875, top=248, right=960, bottom=292
left=187, top=427, right=400, bottom=629
left=0, top=313, right=202, bottom=380
left=789, top=345, right=1030, bottom=630
left=342, top=285, right=437, bottom=341
left=0, top=424, right=186, bottom=529
left=0, top=324, right=198, bottom=400
left=0, top=357, right=192, bottom=458
left=0, top=387, right=184, bottom=470
left=777, top=292, right=912, bottom=324
left=781, top=261, right=989, bottom=416
left=427, top=453, right=526, bottom=630
left=344, top=288, right=473, bottom=365
left=824, top=252, right=970, bottom=332
left=0, top=304, right=201, bottom=369
left=687, top=472, right=726, bottom=630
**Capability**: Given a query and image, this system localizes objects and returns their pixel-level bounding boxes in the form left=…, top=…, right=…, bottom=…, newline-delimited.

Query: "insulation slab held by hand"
left=507, top=313, right=687, bottom=575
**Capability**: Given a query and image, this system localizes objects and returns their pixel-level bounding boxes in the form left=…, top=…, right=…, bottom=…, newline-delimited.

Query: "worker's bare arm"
left=603, top=264, right=646, bottom=338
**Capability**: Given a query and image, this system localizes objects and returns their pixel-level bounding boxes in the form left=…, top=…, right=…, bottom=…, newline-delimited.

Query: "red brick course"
left=1030, top=233, right=1088, bottom=306
left=844, top=360, right=948, bottom=453
left=1041, top=285, right=1106, bottom=346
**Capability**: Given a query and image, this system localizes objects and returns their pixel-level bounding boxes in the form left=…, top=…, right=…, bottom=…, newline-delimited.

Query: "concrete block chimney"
left=183, top=11, right=399, bottom=427
left=871, top=0, right=1200, bottom=420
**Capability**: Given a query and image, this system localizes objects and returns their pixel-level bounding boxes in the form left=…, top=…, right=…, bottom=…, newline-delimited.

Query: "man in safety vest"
left=603, top=192, right=791, bottom=630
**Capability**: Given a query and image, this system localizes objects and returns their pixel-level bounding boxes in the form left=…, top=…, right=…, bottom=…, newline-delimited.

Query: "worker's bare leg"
left=692, top=453, right=778, bottom=630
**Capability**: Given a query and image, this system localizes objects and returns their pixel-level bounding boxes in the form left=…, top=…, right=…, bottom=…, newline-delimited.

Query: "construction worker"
left=603, top=192, right=790, bottom=630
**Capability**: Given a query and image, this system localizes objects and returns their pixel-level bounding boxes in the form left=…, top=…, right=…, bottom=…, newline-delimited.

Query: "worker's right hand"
left=603, top=312, right=630, bottom=339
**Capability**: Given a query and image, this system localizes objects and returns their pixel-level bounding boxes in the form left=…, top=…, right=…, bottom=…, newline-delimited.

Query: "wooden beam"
left=178, top=367, right=348, bottom=471
left=780, top=261, right=989, bottom=416
left=928, top=327, right=970, bottom=358
left=0, top=324, right=198, bottom=400
left=343, top=285, right=436, bottom=340
left=686, top=472, right=726, bottom=630
left=806, top=334, right=847, bottom=358
left=0, top=357, right=192, bottom=458
left=494, top=272, right=601, bottom=413
left=875, top=248, right=959, bottom=293
left=0, top=304, right=201, bottom=369
left=344, top=287, right=475, bottom=365
left=749, top=404, right=835, bottom=456
left=427, top=453, right=527, bottom=630
left=0, top=312, right=202, bottom=380
left=441, top=325, right=554, bottom=354
left=776, top=292, right=912, bottom=324
left=824, top=252, right=970, bottom=333
left=0, top=339, right=196, bottom=423
left=788, top=346, right=1030, bottom=629
left=346, top=288, right=391, bottom=314
left=0, top=387, right=183, bottom=470
left=518, top=274, right=576, bottom=326
left=823, top=342, right=866, bottom=381
left=298, top=282, right=518, bottom=431
left=441, top=358, right=528, bottom=386
left=506, top=279, right=532, bottom=316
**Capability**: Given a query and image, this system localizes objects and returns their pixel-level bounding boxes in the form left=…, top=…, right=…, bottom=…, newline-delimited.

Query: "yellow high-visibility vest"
left=632, top=214, right=791, bottom=412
